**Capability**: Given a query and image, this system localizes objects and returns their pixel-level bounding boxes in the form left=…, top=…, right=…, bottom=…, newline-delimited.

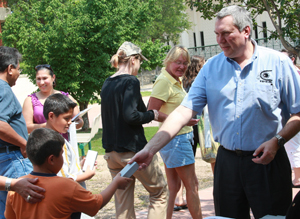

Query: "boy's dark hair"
left=43, top=93, right=77, bottom=119
left=0, top=46, right=22, bottom=72
left=26, top=128, right=65, bottom=165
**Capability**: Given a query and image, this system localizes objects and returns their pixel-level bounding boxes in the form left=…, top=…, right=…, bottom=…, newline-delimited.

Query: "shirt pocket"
left=254, top=82, right=280, bottom=111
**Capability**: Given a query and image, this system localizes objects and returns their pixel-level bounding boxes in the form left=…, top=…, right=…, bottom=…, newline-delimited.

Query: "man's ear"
left=7, top=64, right=13, bottom=76
left=244, top=26, right=251, bottom=39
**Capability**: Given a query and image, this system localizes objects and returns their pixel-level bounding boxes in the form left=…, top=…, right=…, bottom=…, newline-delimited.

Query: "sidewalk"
left=136, top=187, right=300, bottom=219
left=136, top=186, right=214, bottom=218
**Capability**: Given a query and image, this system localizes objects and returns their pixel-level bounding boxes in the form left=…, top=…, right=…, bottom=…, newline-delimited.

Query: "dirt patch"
left=86, top=148, right=213, bottom=219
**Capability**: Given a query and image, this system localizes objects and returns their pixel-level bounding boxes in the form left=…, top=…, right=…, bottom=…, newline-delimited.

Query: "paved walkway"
left=135, top=187, right=300, bottom=219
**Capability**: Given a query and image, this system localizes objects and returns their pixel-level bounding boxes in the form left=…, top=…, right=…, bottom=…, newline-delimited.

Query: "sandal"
left=173, top=204, right=188, bottom=211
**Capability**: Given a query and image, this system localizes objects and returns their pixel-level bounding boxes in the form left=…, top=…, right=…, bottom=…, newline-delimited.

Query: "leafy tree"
left=141, top=0, right=192, bottom=44
left=2, top=0, right=170, bottom=130
left=185, top=0, right=300, bottom=57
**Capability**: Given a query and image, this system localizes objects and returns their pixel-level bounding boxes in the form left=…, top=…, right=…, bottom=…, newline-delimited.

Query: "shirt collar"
left=161, top=67, right=182, bottom=85
left=30, top=171, right=57, bottom=177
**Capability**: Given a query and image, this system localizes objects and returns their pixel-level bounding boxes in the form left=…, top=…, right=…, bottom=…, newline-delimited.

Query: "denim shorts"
left=159, top=131, right=195, bottom=168
left=0, top=149, right=32, bottom=218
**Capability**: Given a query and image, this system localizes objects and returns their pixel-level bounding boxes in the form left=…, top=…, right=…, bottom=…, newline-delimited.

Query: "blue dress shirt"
left=181, top=40, right=300, bottom=151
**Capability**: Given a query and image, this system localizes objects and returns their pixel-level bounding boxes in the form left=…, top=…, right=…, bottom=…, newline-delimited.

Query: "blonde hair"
left=163, top=46, right=190, bottom=67
left=110, top=50, right=140, bottom=70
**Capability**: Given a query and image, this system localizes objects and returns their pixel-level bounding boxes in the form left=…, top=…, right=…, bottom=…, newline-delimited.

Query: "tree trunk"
left=79, top=101, right=89, bottom=131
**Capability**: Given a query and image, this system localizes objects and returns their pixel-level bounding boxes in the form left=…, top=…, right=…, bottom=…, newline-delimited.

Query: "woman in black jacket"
left=100, top=41, right=167, bottom=219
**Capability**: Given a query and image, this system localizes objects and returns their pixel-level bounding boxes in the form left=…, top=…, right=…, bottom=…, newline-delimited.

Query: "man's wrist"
left=274, top=134, right=286, bottom=148
left=5, top=178, right=13, bottom=191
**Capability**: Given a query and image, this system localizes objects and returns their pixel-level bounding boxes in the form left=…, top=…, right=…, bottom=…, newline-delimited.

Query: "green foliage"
left=141, top=0, right=192, bottom=44
left=1, top=0, right=169, bottom=109
left=138, top=40, right=171, bottom=71
left=185, top=0, right=300, bottom=56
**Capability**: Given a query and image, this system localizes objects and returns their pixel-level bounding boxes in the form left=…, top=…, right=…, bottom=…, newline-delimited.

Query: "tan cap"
left=118, top=41, right=149, bottom=61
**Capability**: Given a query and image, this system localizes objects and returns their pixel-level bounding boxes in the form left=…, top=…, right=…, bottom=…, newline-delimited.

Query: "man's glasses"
left=18, top=69, right=23, bottom=73
left=35, top=64, right=53, bottom=72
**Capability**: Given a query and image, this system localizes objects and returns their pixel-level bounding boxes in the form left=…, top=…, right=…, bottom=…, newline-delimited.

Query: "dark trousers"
left=214, top=146, right=292, bottom=219
left=192, top=125, right=199, bottom=156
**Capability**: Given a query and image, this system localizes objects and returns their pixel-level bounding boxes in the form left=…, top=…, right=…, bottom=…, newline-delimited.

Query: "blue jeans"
left=0, top=149, right=32, bottom=219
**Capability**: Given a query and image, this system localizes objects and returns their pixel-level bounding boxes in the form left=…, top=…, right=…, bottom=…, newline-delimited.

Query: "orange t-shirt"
left=5, top=173, right=103, bottom=219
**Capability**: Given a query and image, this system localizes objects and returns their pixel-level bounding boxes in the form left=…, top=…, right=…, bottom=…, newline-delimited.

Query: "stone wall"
left=137, top=67, right=162, bottom=86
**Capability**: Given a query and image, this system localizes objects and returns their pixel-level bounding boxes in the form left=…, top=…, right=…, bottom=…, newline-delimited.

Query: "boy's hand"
left=84, top=165, right=96, bottom=180
left=80, top=157, right=86, bottom=169
left=113, top=173, right=132, bottom=190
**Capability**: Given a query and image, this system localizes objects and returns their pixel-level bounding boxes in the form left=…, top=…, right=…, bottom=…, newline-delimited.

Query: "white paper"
left=72, top=106, right=93, bottom=122
left=82, top=150, right=98, bottom=172
left=68, top=122, right=80, bottom=161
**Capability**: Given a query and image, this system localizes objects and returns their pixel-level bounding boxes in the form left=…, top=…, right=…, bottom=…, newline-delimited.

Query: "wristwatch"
left=275, top=134, right=286, bottom=148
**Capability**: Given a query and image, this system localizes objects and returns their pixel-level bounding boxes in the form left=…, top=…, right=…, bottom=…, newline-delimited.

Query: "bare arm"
left=68, top=95, right=84, bottom=129
left=0, top=176, right=45, bottom=203
left=99, top=173, right=132, bottom=209
left=22, top=96, right=46, bottom=133
left=76, top=165, right=96, bottom=183
left=147, top=97, right=168, bottom=122
left=129, top=105, right=196, bottom=169
left=253, top=112, right=300, bottom=165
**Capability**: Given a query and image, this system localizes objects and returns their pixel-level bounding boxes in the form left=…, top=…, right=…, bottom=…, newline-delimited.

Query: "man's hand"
left=12, top=178, right=45, bottom=204
left=186, top=118, right=200, bottom=126
left=128, top=149, right=154, bottom=170
left=252, top=138, right=278, bottom=165
left=20, top=147, right=27, bottom=158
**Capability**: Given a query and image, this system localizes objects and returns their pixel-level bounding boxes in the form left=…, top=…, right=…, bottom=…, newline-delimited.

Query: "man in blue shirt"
left=0, top=46, right=45, bottom=218
left=130, top=5, right=300, bottom=219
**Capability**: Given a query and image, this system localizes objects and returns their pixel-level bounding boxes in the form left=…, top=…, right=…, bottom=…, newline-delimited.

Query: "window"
left=253, top=24, right=258, bottom=42
left=193, top=32, right=197, bottom=51
left=200, top=31, right=205, bottom=50
left=262, top=22, right=267, bottom=42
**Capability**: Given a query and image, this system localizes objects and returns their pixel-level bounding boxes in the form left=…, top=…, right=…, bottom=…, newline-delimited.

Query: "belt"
left=220, top=145, right=254, bottom=157
left=0, top=146, right=20, bottom=153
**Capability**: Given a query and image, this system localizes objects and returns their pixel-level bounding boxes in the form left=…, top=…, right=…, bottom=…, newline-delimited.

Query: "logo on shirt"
left=259, top=70, right=272, bottom=84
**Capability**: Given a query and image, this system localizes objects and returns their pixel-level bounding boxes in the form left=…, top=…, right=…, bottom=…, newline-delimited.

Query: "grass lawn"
left=78, top=126, right=159, bottom=156
left=141, top=91, right=151, bottom=97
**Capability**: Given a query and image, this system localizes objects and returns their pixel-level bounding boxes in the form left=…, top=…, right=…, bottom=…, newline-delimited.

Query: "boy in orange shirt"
left=5, top=128, right=131, bottom=218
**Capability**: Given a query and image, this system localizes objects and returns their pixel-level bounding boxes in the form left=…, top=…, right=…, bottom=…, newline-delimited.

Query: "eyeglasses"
left=137, top=56, right=143, bottom=65
left=18, top=69, right=23, bottom=73
left=35, top=64, right=53, bottom=72
left=175, top=61, right=189, bottom=67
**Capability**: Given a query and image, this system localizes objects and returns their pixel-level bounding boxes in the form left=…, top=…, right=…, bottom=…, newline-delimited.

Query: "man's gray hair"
left=217, top=5, right=253, bottom=39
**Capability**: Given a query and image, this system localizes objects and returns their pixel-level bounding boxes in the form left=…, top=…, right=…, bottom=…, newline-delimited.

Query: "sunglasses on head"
left=35, top=64, right=53, bottom=72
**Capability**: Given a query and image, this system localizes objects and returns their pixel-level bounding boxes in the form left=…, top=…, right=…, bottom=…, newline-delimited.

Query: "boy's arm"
left=76, top=165, right=96, bottom=183
left=99, top=173, right=132, bottom=209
